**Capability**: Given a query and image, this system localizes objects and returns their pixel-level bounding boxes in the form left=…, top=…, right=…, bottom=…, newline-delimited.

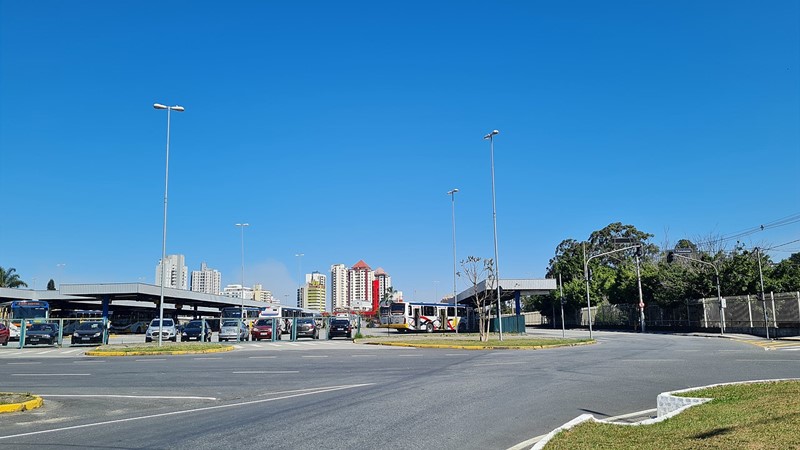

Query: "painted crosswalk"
left=736, top=338, right=800, bottom=351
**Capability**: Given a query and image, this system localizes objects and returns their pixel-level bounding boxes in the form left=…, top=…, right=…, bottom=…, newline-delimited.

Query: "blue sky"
left=1, top=1, right=798, bottom=306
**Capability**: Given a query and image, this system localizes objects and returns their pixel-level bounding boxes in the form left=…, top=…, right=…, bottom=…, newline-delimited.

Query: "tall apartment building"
left=374, top=267, right=391, bottom=302
left=348, top=260, right=374, bottom=311
left=330, top=263, right=348, bottom=311
left=155, top=254, right=188, bottom=290
left=190, top=262, right=221, bottom=295
left=252, top=284, right=274, bottom=302
left=299, top=272, right=327, bottom=312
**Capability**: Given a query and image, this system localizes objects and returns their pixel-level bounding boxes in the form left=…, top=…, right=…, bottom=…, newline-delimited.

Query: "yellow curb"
left=0, top=395, right=43, bottom=414
left=358, top=340, right=595, bottom=350
left=85, top=346, right=234, bottom=357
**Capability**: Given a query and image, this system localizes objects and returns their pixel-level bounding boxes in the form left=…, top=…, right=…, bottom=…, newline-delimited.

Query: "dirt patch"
left=0, top=392, right=35, bottom=405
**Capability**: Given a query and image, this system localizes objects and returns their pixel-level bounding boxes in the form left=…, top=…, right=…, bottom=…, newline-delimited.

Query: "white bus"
left=380, top=301, right=472, bottom=333
left=257, top=305, right=321, bottom=332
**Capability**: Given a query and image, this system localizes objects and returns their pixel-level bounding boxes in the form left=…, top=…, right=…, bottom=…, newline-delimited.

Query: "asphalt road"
left=1, top=329, right=798, bottom=450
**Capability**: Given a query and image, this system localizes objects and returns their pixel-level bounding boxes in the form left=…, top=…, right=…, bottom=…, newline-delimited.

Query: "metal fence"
left=582, top=291, right=800, bottom=337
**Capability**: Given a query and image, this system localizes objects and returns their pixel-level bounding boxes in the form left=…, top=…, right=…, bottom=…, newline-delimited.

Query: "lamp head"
left=171, top=106, right=185, bottom=112
left=447, top=188, right=459, bottom=195
left=153, top=103, right=167, bottom=110
left=483, top=130, right=499, bottom=139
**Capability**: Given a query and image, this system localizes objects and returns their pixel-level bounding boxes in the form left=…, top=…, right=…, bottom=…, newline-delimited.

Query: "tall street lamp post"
left=483, top=129, right=503, bottom=341
left=295, top=253, right=304, bottom=307
left=668, top=249, right=724, bottom=334
left=447, top=188, right=459, bottom=334
left=153, top=103, right=184, bottom=346
left=235, top=223, right=249, bottom=340
left=754, top=247, right=770, bottom=339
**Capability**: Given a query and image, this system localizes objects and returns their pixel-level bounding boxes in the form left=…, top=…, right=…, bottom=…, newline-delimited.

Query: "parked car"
left=251, top=318, right=280, bottom=341
left=295, top=317, right=319, bottom=339
left=181, top=319, right=212, bottom=342
left=70, top=321, right=106, bottom=345
left=145, top=318, right=178, bottom=343
left=24, top=322, right=59, bottom=346
left=0, top=323, right=9, bottom=346
left=328, top=318, right=352, bottom=339
left=219, top=319, right=248, bottom=342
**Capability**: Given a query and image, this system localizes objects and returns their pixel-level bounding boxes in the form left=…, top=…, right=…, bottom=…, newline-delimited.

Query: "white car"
left=145, top=318, right=178, bottom=342
left=219, top=319, right=248, bottom=342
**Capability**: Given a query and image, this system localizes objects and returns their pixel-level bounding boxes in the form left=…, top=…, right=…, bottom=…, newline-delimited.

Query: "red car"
left=250, top=318, right=280, bottom=341
left=0, top=323, right=9, bottom=346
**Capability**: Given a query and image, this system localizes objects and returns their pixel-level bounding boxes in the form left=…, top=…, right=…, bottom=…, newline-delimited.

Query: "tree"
left=47, top=279, right=56, bottom=290
left=459, top=256, right=494, bottom=342
left=0, top=267, right=28, bottom=288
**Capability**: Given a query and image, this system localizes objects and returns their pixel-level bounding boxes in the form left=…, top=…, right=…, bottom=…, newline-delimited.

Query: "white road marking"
left=231, top=371, right=299, bottom=374
left=8, top=362, right=42, bottom=365
left=351, top=354, right=377, bottom=357
left=301, top=355, right=328, bottom=358
left=62, top=349, right=80, bottom=354
left=0, top=383, right=373, bottom=441
left=193, top=357, right=222, bottom=360
left=135, top=359, right=167, bottom=362
left=74, top=360, right=105, bottom=363
left=248, top=356, right=277, bottom=359
left=12, top=373, right=90, bottom=376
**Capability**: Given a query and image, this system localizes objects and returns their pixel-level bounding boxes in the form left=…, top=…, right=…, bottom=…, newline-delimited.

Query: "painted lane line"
left=8, top=362, right=42, bottom=365
left=268, top=344, right=281, bottom=347
left=735, top=359, right=800, bottom=362
left=193, top=357, right=222, bottom=360
left=41, top=394, right=218, bottom=400
left=74, top=360, right=106, bottom=363
left=397, top=354, right=422, bottom=357
left=36, top=350, right=57, bottom=354
left=135, top=359, right=167, bottom=362
left=301, top=355, right=328, bottom=358
left=12, top=373, right=90, bottom=376
left=351, top=354, right=377, bottom=357
left=286, top=343, right=300, bottom=347
left=62, top=349, right=80, bottom=354
left=248, top=356, right=277, bottom=359
left=0, top=383, right=374, bottom=441
left=232, top=371, right=299, bottom=374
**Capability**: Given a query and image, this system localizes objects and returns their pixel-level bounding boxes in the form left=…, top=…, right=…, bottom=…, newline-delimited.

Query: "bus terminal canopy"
left=454, top=278, right=557, bottom=306
left=0, top=283, right=265, bottom=317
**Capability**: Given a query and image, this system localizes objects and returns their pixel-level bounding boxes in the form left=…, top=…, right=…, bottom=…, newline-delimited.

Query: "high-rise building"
left=299, top=272, right=327, bottom=312
left=155, top=254, right=188, bottom=290
left=348, top=260, right=374, bottom=311
left=373, top=267, right=392, bottom=306
left=330, top=263, right=348, bottom=311
left=191, top=262, right=221, bottom=295
left=252, top=284, right=274, bottom=302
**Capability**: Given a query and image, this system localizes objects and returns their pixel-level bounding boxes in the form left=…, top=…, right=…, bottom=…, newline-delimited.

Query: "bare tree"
left=460, top=256, right=495, bottom=342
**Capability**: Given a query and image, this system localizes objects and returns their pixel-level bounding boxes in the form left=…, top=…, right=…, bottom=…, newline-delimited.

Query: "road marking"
left=0, top=383, right=374, bottom=441
left=351, top=354, right=377, bottom=357
left=135, top=359, right=167, bottom=362
left=397, top=354, right=421, bottom=357
left=286, top=343, right=300, bottom=347
left=231, top=371, right=299, bottom=374
left=8, top=362, right=42, bottom=365
left=74, top=360, right=105, bottom=363
left=40, top=394, right=218, bottom=400
left=474, top=361, right=527, bottom=366
left=193, top=357, right=222, bottom=360
left=36, top=350, right=57, bottom=354
left=268, top=344, right=281, bottom=347
left=62, top=349, right=80, bottom=354
left=618, top=359, right=684, bottom=362
left=12, top=373, right=90, bottom=376
left=248, top=356, right=277, bottom=359
left=301, top=355, right=328, bottom=358
left=735, top=359, right=800, bottom=362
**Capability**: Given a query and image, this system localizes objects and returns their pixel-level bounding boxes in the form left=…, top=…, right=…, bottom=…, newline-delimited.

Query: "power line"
left=693, top=212, right=800, bottom=247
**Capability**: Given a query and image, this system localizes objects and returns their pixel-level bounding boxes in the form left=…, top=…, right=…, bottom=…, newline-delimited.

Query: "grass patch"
left=0, top=392, right=35, bottom=405
left=359, top=333, right=592, bottom=348
left=543, top=380, right=800, bottom=450
left=88, top=343, right=231, bottom=354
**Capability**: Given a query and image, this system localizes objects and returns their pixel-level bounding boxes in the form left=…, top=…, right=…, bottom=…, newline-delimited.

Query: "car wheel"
left=1, top=341, right=7, bottom=346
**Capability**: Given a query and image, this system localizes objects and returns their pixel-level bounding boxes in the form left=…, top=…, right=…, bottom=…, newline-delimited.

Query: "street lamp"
left=447, top=188, right=459, bottom=334
left=583, top=242, right=642, bottom=339
left=667, top=248, right=724, bottom=335
left=754, top=247, right=770, bottom=339
left=154, top=102, right=184, bottom=346
left=483, top=129, right=503, bottom=341
left=295, top=253, right=304, bottom=307
left=235, top=223, right=249, bottom=337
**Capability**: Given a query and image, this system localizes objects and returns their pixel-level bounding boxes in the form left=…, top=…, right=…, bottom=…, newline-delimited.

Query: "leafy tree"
left=770, top=253, right=800, bottom=292
left=0, top=267, right=28, bottom=288
left=47, top=279, right=56, bottom=290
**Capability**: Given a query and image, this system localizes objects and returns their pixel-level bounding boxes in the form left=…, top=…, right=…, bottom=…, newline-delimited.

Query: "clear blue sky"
left=1, top=1, right=798, bottom=305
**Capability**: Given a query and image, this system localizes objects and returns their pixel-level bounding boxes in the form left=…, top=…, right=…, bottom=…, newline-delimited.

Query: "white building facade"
left=300, top=272, right=327, bottom=312
left=190, top=262, right=221, bottom=295
left=330, top=263, right=348, bottom=311
left=348, top=260, right=374, bottom=311
left=222, top=284, right=253, bottom=300
left=155, top=254, right=189, bottom=290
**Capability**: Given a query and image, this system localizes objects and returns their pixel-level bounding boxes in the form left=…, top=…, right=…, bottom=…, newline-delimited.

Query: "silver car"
left=219, top=319, right=248, bottom=342
left=145, top=318, right=178, bottom=342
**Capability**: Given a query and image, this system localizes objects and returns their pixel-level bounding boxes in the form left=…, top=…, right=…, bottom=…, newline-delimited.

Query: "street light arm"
left=670, top=252, right=719, bottom=276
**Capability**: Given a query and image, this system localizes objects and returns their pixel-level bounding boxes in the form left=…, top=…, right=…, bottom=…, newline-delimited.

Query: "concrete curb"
left=357, top=340, right=595, bottom=350
left=0, top=395, right=44, bottom=414
left=84, top=346, right=234, bottom=357
left=530, top=377, right=800, bottom=450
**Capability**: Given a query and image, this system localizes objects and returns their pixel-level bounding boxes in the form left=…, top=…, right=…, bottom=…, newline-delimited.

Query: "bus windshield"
left=1, top=301, right=49, bottom=320
left=390, top=303, right=406, bottom=314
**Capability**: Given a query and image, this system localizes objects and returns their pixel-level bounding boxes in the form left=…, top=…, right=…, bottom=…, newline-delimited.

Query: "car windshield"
left=221, top=320, right=239, bottom=327
left=151, top=319, right=174, bottom=327
left=78, top=322, right=102, bottom=330
left=254, top=319, right=272, bottom=326
left=331, top=320, right=349, bottom=326
left=298, top=318, right=314, bottom=324
left=185, top=321, right=204, bottom=329
left=29, top=323, right=55, bottom=331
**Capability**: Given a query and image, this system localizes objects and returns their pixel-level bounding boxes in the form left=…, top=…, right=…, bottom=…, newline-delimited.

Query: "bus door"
left=413, top=306, right=420, bottom=330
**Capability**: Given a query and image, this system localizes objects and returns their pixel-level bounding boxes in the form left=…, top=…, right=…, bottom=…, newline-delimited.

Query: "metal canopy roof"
left=455, top=278, right=557, bottom=305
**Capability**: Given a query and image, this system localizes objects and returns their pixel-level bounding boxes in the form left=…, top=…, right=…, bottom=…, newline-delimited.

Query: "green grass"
left=543, top=380, right=800, bottom=450
left=359, top=333, right=592, bottom=348
left=0, top=392, right=35, bottom=405
left=88, top=342, right=231, bottom=354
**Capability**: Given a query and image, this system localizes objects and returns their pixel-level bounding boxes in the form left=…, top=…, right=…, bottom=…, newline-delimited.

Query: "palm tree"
left=0, top=267, right=28, bottom=288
